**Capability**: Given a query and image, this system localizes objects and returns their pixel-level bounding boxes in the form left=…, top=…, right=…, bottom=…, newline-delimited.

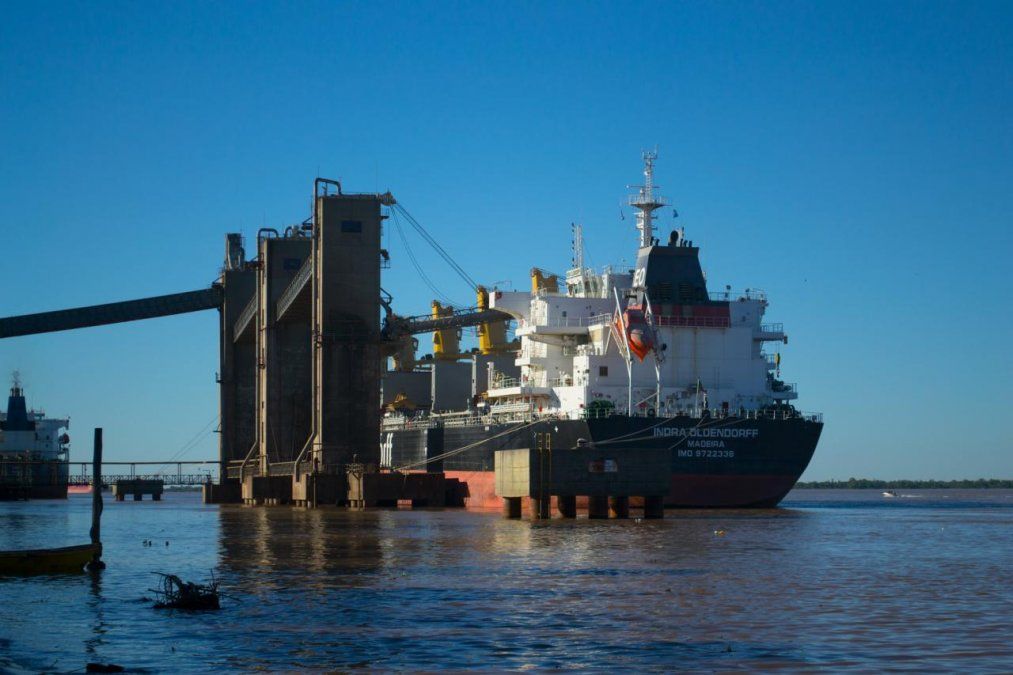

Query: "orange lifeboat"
left=615, top=307, right=653, bottom=361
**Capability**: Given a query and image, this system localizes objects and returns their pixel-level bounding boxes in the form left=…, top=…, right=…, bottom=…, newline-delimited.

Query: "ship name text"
left=653, top=427, right=759, bottom=439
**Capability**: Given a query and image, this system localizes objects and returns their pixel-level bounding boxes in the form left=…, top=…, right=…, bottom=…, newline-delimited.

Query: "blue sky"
left=1, top=1, right=1010, bottom=479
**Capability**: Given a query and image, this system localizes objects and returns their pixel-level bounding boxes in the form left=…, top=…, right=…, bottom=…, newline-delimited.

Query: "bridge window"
left=598, top=366, right=608, bottom=377
left=341, top=220, right=362, bottom=233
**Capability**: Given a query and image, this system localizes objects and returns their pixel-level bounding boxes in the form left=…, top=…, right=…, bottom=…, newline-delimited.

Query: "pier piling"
left=503, top=497, right=522, bottom=518
left=531, top=497, right=551, bottom=520
left=557, top=495, right=577, bottom=518
left=587, top=496, right=609, bottom=519
left=609, top=496, right=630, bottom=519
left=643, top=495, right=664, bottom=519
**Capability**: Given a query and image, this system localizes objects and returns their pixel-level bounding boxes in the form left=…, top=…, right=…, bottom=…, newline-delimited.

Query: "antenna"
left=571, top=223, right=584, bottom=270
left=627, top=150, right=669, bottom=248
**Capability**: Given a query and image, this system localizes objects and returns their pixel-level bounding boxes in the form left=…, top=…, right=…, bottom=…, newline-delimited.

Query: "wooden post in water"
left=87, top=428, right=105, bottom=571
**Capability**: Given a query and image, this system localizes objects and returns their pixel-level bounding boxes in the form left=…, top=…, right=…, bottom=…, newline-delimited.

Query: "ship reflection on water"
left=0, top=492, right=1011, bottom=672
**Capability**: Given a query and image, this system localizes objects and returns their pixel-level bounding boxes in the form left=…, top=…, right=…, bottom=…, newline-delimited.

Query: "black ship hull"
left=382, top=414, right=822, bottom=509
left=0, top=459, right=68, bottom=500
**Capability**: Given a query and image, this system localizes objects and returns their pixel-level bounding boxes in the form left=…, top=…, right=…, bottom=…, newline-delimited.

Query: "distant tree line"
left=795, top=478, right=1013, bottom=489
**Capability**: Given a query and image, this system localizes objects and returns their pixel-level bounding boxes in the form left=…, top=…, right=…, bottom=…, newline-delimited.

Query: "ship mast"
left=627, top=150, right=669, bottom=249
left=571, top=223, right=584, bottom=271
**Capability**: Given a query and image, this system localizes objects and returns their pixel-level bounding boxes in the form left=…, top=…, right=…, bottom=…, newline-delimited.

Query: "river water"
left=1, top=489, right=1010, bottom=672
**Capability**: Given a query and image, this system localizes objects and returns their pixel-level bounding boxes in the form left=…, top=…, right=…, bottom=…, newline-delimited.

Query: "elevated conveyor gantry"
left=0, top=283, right=511, bottom=343
left=382, top=307, right=509, bottom=341
left=0, top=287, right=223, bottom=339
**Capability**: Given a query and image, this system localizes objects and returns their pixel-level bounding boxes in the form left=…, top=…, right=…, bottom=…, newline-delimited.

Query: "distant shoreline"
left=795, top=479, right=1013, bottom=489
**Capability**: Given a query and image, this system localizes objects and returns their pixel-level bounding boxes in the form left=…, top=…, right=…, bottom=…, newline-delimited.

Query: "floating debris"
left=150, top=572, right=220, bottom=610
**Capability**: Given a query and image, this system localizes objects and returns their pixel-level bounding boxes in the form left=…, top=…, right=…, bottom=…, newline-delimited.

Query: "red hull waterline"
left=445, top=470, right=800, bottom=511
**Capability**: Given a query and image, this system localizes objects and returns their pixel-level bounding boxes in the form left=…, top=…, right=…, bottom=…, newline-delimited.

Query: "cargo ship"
left=380, top=153, right=822, bottom=508
left=0, top=373, right=70, bottom=499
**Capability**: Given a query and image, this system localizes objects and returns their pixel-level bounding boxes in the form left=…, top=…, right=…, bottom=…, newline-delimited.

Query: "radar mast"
left=627, top=150, right=669, bottom=249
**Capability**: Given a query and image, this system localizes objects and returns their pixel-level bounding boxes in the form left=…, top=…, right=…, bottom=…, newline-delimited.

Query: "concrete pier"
left=241, top=475, right=292, bottom=505
left=494, top=447, right=670, bottom=520
left=112, top=479, right=163, bottom=502
left=291, top=472, right=345, bottom=507
left=346, top=467, right=448, bottom=509
left=202, top=478, right=241, bottom=504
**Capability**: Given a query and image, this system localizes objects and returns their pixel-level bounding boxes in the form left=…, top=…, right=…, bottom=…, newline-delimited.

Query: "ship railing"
left=490, top=376, right=522, bottom=388
left=228, top=461, right=259, bottom=480
left=518, top=344, right=549, bottom=359
left=532, top=288, right=566, bottom=298
left=770, top=381, right=797, bottom=394
left=433, top=410, right=489, bottom=428
left=760, top=323, right=784, bottom=334
left=601, top=264, right=635, bottom=277
left=381, top=417, right=439, bottom=432
left=740, top=407, right=821, bottom=422
left=562, top=344, right=601, bottom=356
left=66, top=472, right=217, bottom=486
left=519, top=313, right=612, bottom=329
left=653, top=315, right=731, bottom=328
left=379, top=406, right=823, bottom=433
left=490, top=374, right=572, bottom=388
left=708, top=289, right=767, bottom=302
left=494, top=375, right=579, bottom=389
left=628, top=193, right=670, bottom=207
left=580, top=407, right=822, bottom=423
left=486, top=402, right=533, bottom=415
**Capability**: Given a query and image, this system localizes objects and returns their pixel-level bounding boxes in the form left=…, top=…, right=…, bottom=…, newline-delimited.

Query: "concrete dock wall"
left=495, top=447, right=671, bottom=500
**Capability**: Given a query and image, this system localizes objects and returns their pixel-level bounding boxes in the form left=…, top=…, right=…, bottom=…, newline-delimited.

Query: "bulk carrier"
left=380, top=153, right=822, bottom=508
left=0, top=373, right=70, bottom=499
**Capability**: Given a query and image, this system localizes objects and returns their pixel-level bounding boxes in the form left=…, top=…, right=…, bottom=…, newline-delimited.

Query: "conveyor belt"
left=0, top=287, right=223, bottom=339
left=0, top=284, right=507, bottom=340
left=384, top=308, right=510, bottom=337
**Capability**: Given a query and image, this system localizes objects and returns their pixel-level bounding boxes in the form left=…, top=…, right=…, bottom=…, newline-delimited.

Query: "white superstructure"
left=0, top=372, right=70, bottom=463
left=485, top=153, right=797, bottom=419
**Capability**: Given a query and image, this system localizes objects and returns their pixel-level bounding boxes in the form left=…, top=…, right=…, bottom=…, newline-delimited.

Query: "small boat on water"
left=0, top=543, right=101, bottom=575
left=882, top=491, right=897, bottom=498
